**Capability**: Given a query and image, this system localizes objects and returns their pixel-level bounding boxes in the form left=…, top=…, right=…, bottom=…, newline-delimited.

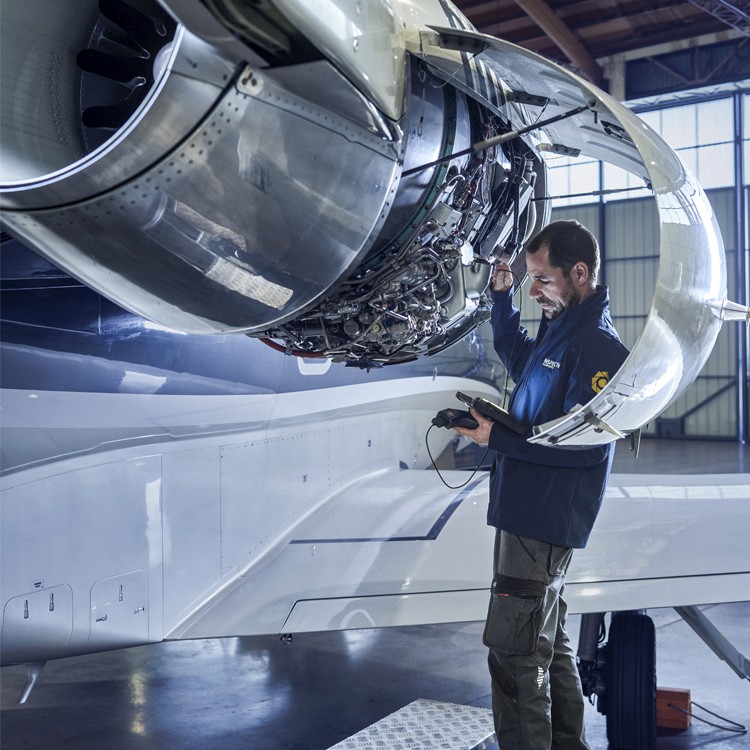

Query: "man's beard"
left=539, top=277, right=580, bottom=320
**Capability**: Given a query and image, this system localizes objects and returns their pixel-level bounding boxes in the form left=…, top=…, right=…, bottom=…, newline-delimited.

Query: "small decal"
left=537, top=666, right=544, bottom=690
left=592, top=371, right=609, bottom=393
left=543, top=358, right=560, bottom=370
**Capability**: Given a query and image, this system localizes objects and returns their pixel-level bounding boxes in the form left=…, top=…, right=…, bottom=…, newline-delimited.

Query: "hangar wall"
left=525, top=90, right=750, bottom=441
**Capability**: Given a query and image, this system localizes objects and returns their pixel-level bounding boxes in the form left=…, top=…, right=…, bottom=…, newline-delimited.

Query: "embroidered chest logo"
left=542, top=358, right=560, bottom=370
left=592, top=371, right=609, bottom=393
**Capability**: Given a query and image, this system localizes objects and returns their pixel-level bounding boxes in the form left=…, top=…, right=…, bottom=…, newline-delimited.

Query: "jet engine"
left=0, top=0, right=544, bottom=366
left=2, top=0, right=736, bottom=445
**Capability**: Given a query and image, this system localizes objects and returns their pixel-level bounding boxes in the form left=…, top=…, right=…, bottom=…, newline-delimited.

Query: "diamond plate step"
left=329, top=698, right=496, bottom=749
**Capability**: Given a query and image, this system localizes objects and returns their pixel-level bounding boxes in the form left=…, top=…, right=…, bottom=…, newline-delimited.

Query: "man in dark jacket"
left=455, top=220, right=629, bottom=749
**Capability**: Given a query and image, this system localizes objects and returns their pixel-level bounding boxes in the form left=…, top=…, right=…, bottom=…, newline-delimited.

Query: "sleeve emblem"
left=591, top=371, right=609, bottom=393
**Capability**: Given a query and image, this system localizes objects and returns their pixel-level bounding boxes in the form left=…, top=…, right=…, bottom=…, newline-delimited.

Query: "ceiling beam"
left=511, top=0, right=604, bottom=83
left=687, top=0, right=750, bottom=34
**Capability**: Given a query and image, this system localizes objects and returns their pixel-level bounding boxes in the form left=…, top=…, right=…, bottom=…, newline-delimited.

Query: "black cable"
left=425, top=266, right=526, bottom=487
left=425, top=423, right=490, bottom=489
left=667, top=701, right=747, bottom=734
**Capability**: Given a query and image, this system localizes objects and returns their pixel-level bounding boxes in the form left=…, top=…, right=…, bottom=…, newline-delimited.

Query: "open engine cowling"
left=0, top=0, right=544, bottom=366
left=2, top=0, right=731, bottom=449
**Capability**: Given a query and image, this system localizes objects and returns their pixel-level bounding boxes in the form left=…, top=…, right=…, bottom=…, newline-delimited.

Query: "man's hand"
left=491, top=262, right=513, bottom=292
left=453, top=407, right=493, bottom=446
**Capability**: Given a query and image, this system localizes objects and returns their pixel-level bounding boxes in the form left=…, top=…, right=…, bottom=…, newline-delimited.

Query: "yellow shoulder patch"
left=591, top=371, right=609, bottom=393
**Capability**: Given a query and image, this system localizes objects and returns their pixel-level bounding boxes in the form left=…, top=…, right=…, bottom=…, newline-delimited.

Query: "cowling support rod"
left=402, top=102, right=596, bottom=177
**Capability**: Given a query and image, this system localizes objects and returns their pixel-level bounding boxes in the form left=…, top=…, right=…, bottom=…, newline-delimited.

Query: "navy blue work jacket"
left=487, top=285, right=629, bottom=548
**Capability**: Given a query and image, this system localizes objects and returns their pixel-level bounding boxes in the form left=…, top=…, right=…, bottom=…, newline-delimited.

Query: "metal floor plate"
left=328, top=699, right=495, bottom=750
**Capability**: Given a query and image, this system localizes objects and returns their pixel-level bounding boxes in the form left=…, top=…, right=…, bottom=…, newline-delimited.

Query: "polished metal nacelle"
left=0, top=0, right=543, bottom=365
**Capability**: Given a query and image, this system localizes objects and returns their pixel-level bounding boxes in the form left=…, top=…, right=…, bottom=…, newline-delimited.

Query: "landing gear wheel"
left=606, top=612, right=657, bottom=750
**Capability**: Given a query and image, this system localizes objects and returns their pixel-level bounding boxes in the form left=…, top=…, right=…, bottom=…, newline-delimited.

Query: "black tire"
left=605, top=612, right=657, bottom=750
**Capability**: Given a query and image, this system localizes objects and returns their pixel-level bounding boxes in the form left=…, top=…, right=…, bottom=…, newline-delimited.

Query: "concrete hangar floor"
left=2, top=441, right=749, bottom=750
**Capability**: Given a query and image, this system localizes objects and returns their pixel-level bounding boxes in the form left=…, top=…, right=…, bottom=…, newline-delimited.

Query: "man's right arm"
left=490, top=287, right=535, bottom=380
left=454, top=408, right=611, bottom=468
left=488, top=418, right=610, bottom=468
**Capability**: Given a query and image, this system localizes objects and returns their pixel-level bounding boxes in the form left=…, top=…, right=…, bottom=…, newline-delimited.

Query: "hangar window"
left=547, top=156, right=600, bottom=207
left=637, top=99, right=734, bottom=190
left=600, top=161, right=651, bottom=202
left=547, top=97, right=736, bottom=205
left=548, top=98, right=736, bottom=205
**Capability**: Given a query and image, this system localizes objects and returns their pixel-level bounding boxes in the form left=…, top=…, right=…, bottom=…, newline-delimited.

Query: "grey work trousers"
left=484, top=530, right=589, bottom=750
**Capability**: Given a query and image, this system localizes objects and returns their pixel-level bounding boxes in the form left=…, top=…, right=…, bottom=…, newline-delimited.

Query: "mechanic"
left=455, top=220, right=629, bottom=749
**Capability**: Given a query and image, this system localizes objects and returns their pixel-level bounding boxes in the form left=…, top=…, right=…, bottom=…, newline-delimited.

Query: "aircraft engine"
left=1, top=0, right=735, bottom=444
left=0, top=0, right=544, bottom=366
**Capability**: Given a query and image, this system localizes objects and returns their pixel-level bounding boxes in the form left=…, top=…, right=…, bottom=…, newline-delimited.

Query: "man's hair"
left=526, top=220, right=600, bottom=283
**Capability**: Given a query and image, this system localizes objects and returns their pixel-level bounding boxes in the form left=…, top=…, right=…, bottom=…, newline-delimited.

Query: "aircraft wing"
left=167, top=467, right=750, bottom=638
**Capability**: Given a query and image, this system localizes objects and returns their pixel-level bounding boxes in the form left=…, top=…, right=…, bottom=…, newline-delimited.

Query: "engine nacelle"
left=2, top=0, right=729, bottom=447
left=0, top=0, right=544, bottom=365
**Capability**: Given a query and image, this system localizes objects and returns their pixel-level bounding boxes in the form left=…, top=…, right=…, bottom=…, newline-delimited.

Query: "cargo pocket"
left=483, top=574, right=548, bottom=655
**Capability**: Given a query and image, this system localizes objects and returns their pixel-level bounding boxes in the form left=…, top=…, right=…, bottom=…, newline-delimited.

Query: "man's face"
left=526, top=244, right=581, bottom=320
